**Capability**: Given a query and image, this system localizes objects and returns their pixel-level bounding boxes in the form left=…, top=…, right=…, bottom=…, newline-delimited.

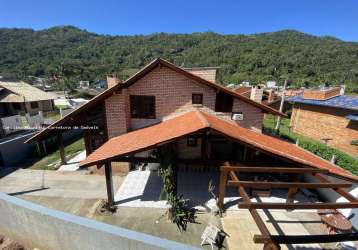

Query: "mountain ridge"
left=0, top=26, right=357, bottom=92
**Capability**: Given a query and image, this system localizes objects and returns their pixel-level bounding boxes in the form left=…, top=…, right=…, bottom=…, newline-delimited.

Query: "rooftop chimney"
left=267, top=90, right=275, bottom=103
left=303, top=87, right=341, bottom=100
left=250, top=86, right=264, bottom=103
left=106, top=75, right=121, bottom=89
left=184, top=67, right=218, bottom=82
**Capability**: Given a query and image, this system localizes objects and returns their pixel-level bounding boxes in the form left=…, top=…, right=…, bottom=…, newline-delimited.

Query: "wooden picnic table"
left=318, top=209, right=352, bottom=234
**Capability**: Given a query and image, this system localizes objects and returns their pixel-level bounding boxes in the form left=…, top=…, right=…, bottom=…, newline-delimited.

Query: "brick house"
left=27, top=58, right=357, bottom=208
left=287, top=87, right=358, bottom=156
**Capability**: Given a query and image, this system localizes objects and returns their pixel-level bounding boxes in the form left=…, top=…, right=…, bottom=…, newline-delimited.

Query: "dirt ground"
left=17, top=195, right=224, bottom=249
left=0, top=235, right=28, bottom=250
left=93, top=207, right=224, bottom=249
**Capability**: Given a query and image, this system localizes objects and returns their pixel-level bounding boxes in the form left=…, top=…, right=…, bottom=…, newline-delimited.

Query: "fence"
left=1, top=115, right=23, bottom=134
left=1, top=112, right=44, bottom=135
left=0, top=192, right=199, bottom=250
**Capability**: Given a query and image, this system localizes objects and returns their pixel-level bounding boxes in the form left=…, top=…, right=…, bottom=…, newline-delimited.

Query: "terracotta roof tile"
left=80, top=111, right=207, bottom=167
left=80, top=110, right=356, bottom=181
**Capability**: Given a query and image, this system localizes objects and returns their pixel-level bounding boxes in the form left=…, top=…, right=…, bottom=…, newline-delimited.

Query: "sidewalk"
left=57, top=150, right=86, bottom=171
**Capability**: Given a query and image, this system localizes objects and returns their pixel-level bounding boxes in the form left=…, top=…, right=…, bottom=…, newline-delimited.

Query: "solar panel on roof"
left=287, top=95, right=358, bottom=111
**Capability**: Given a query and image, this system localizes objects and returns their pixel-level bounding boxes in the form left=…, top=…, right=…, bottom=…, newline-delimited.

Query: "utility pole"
left=275, top=79, right=288, bottom=131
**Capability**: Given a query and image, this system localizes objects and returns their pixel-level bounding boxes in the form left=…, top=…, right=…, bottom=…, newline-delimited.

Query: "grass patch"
left=30, top=138, right=85, bottom=170
left=43, top=112, right=62, bottom=122
left=263, top=115, right=358, bottom=175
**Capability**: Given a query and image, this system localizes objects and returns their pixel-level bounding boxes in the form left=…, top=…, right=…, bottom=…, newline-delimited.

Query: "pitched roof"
left=80, top=110, right=357, bottom=182
left=287, top=95, right=358, bottom=111
left=26, top=58, right=284, bottom=143
left=0, top=81, right=55, bottom=102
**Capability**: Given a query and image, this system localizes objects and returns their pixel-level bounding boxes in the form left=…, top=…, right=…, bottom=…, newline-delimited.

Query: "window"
left=30, top=102, right=39, bottom=109
left=187, top=136, right=198, bottom=147
left=130, top=95, right=156, bottom=119
left=192, top=93, right=203, bottom=105
left=215, top=92, right=233, bottom=112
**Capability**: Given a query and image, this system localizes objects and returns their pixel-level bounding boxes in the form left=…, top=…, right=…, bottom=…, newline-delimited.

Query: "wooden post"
left=172, top=143, right=178, bottom=196
left=201, top=133, right=207, bottom=161
left=105, top=161, right=115, bottom=208
left=42, top=140, right=48, bottom=155
left=286, top=174, right=300, bottom=206
left=83, top=132, right=91, bottom=156
left=57, top=133, right=66, bottom=165
left=36, top=141, right=43, bottom=157
left=243, top=145, right=248, bottom=162
left=218, top=163, right=229, bottom=209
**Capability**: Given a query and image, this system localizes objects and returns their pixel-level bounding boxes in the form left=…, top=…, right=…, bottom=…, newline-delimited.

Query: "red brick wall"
left=303, top=88, right=341, bottom=100
left=128, top=66, right=264, bottom=130
left=185, top=68, right=217, bottom=82
left=104, top=65, right=265, bottom=137
left=105, top=91, right=128, bottom=138
left=233, top=99, right=264, bottom=132
left=290, top=104, right=358, bottom=156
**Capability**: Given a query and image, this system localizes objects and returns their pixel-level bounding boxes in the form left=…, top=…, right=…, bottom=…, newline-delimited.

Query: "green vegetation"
left=43, top=111, right=62, bottom=122
left=30, top=138, right=85, bottom=170
left=158, top=146, right=195, bottom=231
left=0, top=26, right=358, bottom=92
left=263, top=115, right=358, bottom=175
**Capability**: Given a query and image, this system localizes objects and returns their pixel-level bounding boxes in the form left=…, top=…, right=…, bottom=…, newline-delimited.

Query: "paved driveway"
left=0, top=168, right=123, bottom=199
left=115, top=170, right=311, bottom=210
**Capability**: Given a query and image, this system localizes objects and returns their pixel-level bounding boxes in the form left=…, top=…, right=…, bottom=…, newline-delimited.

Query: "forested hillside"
left=0, top=26, right=357, bottom=92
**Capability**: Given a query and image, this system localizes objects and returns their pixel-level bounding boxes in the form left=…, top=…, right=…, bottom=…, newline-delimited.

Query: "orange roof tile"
left=80, top=110, right=357, bottom=181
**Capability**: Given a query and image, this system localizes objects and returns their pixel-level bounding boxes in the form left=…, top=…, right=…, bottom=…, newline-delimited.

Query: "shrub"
left=263, top=115, right=358, bottom=175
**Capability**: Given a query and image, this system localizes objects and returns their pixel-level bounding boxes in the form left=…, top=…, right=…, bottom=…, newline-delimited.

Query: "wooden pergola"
left=218, top=163, right=358, bottom=250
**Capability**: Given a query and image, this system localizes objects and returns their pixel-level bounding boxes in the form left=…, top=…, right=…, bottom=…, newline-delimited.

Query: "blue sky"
left=1, top=0, right=357, bottom=41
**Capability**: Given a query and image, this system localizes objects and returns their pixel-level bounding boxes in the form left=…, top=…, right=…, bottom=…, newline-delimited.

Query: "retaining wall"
left=0, top=192, right=200, bottom=250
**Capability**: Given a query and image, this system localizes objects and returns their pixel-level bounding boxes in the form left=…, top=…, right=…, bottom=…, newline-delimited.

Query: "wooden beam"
left=229, top=170, right=239, bottom=181
left=312, top=173, right=358, bottom=202
left=254, top=232, right=358, bottom=244
left=83, top=131, right=92, bottom=156
left=238, top=186, right=271, bottom=236
left=228, top=180, right=352, bottom=189
left=107, top=156, right=224, bottom=165
left=239, top=201, right=358, bottom=210
left=238, top=186, right=280, bottom=249
left=221, top=166, right=328, bottom=174
left=57, top=133, right=66, bottom=165
left=104, top=162, right=114, bottom=208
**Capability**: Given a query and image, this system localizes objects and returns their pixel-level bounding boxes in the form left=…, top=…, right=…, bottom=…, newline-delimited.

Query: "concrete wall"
left=0, top=131, right=37, bottom=167
left=0, top=129, right=81, bottom=167
left=0, top=192, right=200, bottom=250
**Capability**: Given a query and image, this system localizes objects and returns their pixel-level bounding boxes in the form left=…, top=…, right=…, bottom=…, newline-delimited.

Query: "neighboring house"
left=54, top=98, right=89, bottom=109
left=0, top=80, right=55, bottom=117
left=79, top=80, right=90, bottom=89
left=27, top=58, right=357, bottom=206
left=287, top=87, right=358, bottom=156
